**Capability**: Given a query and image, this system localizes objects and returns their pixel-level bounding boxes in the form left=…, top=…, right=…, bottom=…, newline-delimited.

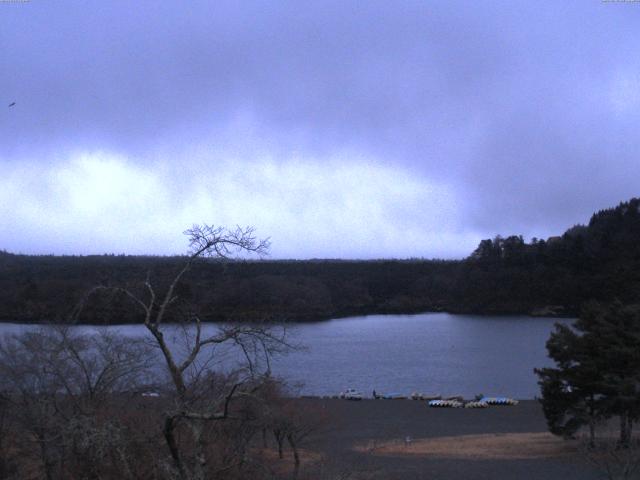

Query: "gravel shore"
left=298, top=398, right=600, bottom=480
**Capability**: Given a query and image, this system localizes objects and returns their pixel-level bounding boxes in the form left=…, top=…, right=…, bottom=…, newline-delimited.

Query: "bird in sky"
left=8, top=102, right=16, bottom=107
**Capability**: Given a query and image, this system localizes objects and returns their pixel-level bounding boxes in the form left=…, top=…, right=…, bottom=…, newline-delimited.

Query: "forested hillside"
left=1, top=198, right=639, bottom=324
left=451, top=197, right=640, bottom=314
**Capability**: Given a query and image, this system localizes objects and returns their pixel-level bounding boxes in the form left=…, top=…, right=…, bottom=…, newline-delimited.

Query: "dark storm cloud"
left=1, top=0, right=639, bottom=257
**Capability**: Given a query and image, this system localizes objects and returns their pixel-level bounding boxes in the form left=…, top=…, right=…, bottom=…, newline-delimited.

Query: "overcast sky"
left=1, top=0, right=639, bottom=259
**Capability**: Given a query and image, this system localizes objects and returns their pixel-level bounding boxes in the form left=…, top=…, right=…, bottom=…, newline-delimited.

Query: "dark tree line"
left=1, top=197, right=639, bottom=324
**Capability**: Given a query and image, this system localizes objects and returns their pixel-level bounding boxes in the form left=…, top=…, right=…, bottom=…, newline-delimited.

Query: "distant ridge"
left=0, top=197, right=638, bottom=324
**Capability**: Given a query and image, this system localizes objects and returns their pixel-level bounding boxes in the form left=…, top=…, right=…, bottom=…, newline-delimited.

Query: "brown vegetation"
left=0, top=328, right=328, bottom=480
left=355, top=432, right=578, bottom=460
left=0, top=226, right=329, bottom=480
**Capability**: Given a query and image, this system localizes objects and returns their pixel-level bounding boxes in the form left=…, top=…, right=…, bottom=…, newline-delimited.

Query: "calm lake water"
left=0, top=313, right=571, bottom=399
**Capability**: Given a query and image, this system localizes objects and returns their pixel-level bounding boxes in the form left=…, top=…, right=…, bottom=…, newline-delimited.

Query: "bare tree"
left=78, top=225, right=293, bottom=480
left=0, top=326, right=156, bottom=479
left=274, top=400, right=328, bottom=478
left=245, top=379, right=330, bottom=479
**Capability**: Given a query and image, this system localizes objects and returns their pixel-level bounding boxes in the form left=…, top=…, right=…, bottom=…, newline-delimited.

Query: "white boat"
left=428, top=399, right=463, bottom=408
left=340, top=388, right=363, bottom=400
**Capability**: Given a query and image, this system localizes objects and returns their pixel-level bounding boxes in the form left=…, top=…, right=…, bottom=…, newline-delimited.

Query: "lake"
left=0, top=313, right=571, bottom=399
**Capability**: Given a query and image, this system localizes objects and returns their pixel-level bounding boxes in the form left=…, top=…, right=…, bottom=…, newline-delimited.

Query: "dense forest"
left=1, top=198, right=639, bottom=324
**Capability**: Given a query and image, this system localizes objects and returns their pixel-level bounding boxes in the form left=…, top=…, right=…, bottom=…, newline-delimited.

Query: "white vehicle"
left=340, top=388, right=363, bottom=400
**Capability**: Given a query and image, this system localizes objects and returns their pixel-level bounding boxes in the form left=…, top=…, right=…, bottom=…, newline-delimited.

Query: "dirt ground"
left=293, top=398, right=602, bottom=480
left=354, top=432, right=578, bottom=460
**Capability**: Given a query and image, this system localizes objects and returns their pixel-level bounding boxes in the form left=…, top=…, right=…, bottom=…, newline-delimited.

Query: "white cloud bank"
left=0, top=150, right=478, bottom=259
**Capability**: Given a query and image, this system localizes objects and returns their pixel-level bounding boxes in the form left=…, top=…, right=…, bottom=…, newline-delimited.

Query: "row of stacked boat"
left=337, top=389, right=518, bottom=407
left=428, top=397, right=519, bottom=408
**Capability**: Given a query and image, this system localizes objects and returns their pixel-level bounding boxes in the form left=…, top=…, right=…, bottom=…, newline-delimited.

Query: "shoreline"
left=0, top=309, right=575, bottom=326
left=294, top=398, right=598, bottom=479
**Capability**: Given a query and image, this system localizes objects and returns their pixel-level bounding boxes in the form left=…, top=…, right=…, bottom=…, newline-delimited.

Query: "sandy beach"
left=292, top=398, right=601, bottom=479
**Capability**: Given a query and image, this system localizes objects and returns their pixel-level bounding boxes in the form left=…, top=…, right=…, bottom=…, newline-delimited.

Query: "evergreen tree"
left=536, top=319, right=604, bottom=445
left=536, top=301, right=640, bottom=447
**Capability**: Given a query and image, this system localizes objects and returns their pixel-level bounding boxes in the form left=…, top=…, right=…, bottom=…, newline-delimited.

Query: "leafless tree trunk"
left=75, top=225, right=293, bottom=480
left=274, top=429, right=286, bottom=459
left=620, top=413, right=632, bottom=448
left=286, top=433, right=300, bottom=479
left=1, top=225, right=309, bottom=480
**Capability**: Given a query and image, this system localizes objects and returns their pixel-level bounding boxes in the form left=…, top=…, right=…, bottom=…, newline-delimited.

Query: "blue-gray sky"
left=1, top=0, right=639, bottom=258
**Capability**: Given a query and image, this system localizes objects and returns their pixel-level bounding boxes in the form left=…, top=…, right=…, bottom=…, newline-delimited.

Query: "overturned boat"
left=464, top=401, right=488, bottom=408
left=428, top=399, right=463, bottom=408
left=480, top=397, right=519, bottom=406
